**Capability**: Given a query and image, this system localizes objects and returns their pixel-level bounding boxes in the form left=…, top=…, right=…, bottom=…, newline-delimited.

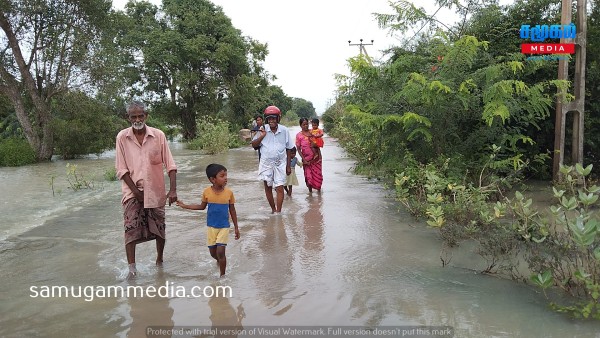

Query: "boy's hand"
left=175, top=200, right=185, bottom=208
left=166, top=189, right=177, bottom=206
left=234, top=227, right=240, bottom=240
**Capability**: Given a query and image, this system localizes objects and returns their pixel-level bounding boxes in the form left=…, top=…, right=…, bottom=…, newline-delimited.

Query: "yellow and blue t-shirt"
left=202, top=187, right=235, bottom=228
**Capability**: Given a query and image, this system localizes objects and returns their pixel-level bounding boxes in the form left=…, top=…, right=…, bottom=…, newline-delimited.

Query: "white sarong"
left=258, top=158, right=287, bottom=187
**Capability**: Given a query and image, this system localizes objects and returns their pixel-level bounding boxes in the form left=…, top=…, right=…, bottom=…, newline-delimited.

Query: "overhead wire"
left=404, top=0, right=448, bottom=45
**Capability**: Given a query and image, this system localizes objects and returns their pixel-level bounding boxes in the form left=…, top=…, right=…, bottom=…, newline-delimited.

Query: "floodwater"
left=1, top=127, right=600, bottom=337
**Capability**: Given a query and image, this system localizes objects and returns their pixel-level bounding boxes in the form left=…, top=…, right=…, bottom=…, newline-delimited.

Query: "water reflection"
left=127, top=269, right=174, bottom=337
left=207, top=290, right=245, bottom=338
left=300, top=194, right=324, bottom=276
left=251, top=216, right=295, bottom=311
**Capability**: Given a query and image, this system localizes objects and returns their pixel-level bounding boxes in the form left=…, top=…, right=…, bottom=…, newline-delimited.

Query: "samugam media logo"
left=520, top=24, right=576, bottom=54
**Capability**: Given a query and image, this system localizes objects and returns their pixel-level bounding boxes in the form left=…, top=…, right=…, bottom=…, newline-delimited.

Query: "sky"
left=204, top=0, right=419, bottom=114
left=111, top=0, right=490, bottom=114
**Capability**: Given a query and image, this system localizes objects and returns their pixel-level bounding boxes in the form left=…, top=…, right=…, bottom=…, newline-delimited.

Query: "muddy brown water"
left=1, top=127, right=599, bottom=337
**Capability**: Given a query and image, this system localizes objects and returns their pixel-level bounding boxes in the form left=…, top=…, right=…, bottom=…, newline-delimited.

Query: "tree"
left=0, top=0, right=114, bottom=160
left=52, top=91, right=126, bottom=159
left=291, top=97, right=316, bottom=119
left=120, top=0, right=269, bottom=139
left=263, top=85, right=293, bottom=113
left=332, top=0, right=569, bottom=175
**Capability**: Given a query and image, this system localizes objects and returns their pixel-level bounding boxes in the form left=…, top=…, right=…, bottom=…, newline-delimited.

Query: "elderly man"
left=251, top=105, right=293, bottom=214
left=115, top=101, right=177, bottom=277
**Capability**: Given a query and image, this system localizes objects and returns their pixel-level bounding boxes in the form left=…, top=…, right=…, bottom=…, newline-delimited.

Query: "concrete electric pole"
left=553, top=0, right=587, bottom=181
left=348, top=39, right=374, bottom=64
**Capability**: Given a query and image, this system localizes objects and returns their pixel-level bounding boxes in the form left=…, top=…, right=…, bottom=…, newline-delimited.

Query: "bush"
left=509, top=164, right=600, bottom=319
left=52, top=92, right=126, bottom=159
left=280, top=111, right=299, bottom=126
left=104, top=167, right=118, bottom=181
left=187, top=116, right=231, bottom=154
left=146, top=116, right=180, bottom=141
left=0, top=138, right=36, bottom=166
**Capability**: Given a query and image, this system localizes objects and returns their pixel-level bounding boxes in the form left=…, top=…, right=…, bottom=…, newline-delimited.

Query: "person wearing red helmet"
left=251, top=105, right=293, bottom=214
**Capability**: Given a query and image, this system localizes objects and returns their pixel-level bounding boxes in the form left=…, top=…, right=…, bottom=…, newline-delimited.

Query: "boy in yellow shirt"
left=177, top=163, right=240, bottom=277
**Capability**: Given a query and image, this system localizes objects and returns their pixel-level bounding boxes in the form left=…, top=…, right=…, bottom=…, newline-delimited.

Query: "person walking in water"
left=250, top=115, right=264, bottom=161
left=296, top=117, right=323, bottom=193
left=283, top=147, right=302, bottom=197
left=115, top=101, right=178, bottom=278
left=176, top=163, right=240, bottom=277
left=251, top=105, right=293, bottom=214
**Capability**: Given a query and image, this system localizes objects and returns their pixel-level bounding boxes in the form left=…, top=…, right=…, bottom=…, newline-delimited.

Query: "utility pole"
left=348, top=39, right=374, bottom=64
left=553, top=0, right=587, bottom=181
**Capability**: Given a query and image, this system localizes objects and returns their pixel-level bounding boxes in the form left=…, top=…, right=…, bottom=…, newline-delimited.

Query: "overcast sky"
left=111, top=0, right=485, bottom=114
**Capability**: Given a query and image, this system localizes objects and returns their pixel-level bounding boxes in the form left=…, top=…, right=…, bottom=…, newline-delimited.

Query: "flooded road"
left=1, top=127, right=600, bottom=337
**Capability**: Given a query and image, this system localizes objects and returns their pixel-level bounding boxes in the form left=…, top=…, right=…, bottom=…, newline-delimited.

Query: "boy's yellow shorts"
left=207, top=227, right=229, bottom=248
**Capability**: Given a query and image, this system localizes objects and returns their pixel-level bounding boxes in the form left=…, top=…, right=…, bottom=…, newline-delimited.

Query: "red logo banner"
left=521, top=43, right=575, bottom=54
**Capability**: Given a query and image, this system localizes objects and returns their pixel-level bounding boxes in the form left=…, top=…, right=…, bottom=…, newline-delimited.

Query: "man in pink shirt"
left=115, top=101, right=178, bottom=278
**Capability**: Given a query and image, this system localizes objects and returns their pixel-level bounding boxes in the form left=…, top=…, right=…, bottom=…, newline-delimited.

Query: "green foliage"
left=291, top=98, right=316, bottom=119
left=0, top=113, right=22, bottom=139
left=506, top=165, right=600, bottom=319
left=336, top=31, right=562, bottom=174
left=328, top=0, right=600, bottom=321
left=392, top=150, right=517, bottom=236
left=399, top=112, right=432, bottom=142
left=321, top=100, right=347, bottom=136
left=65, top=163, right=94, bottom=190
left=531, top=270, right=554, bottom=290
left=258, top=85, right=294, bottom=120
left=145, top=115, right=180, bottom=142
left=0, top=95, right=22, bottom=139
left=331, top=105, right=411, bottom=173
left=119, top=0, right=271, bottom=139
left=52, top=92, right=126, bottom=159
left=280, top=111, right=300, bottom=126
left=104, top=167, right=118, bottom=181
left=187, top=116, right=232, bottom=154
left=228, top=134, right=245, bottom=149
left=0, top=0, right=120, bottom=161
left=0, top=137, right=36, bottom=166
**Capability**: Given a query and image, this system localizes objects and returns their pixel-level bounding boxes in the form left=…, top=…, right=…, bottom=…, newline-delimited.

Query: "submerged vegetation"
left=323, top=0, right=600, bottom=320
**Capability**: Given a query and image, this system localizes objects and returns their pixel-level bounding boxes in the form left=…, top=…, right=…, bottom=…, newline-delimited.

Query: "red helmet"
left=263, top=105, right=281, bottom=120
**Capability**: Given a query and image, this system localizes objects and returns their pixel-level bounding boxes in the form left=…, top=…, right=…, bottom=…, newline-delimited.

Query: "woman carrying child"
left=296, top=118, right=323, bottom=193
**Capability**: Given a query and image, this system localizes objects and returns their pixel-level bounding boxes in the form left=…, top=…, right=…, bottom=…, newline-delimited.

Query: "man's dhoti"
left=258, top=158, right=287, bottom=187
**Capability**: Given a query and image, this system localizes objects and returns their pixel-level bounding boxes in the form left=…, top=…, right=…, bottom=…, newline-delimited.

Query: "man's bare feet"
left=127, top=263, right=137, bottom=279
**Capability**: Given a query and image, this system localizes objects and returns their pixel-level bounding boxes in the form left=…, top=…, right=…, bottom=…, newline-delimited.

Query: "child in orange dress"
left=310, top=118, right=324, bottom=148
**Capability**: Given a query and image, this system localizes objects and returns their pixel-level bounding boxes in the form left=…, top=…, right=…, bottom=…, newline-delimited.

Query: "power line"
left=405, top=1, right=447, bottom=45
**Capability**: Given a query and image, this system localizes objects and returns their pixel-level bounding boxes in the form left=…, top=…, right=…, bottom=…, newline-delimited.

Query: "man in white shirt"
left=251, top=105, right=292, bottom=214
